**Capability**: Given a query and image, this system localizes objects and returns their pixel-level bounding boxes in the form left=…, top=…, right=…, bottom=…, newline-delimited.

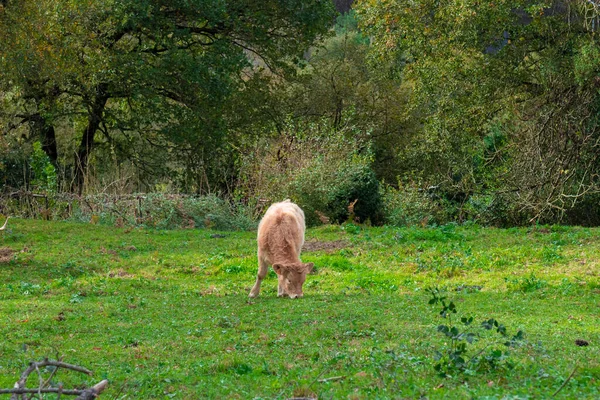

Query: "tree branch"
left=3, top=358, right=105, bottom=400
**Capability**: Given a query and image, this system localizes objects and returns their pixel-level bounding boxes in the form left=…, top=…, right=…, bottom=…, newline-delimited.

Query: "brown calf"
left=249, top=200, right=313, bottom=299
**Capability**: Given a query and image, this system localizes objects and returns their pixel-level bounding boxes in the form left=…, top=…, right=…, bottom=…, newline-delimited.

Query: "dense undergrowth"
left=0, top=219, right=598, bottom=398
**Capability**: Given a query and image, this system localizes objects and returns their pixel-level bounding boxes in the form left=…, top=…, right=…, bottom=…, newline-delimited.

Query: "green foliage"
left=290, top=149, right=382, bottom=225
left=505, top=273, right=548, bottom=293
left=134, top=194, right=254, bottom=230
left=427, top=288, right=524, bottom=377
left=280, top=13, right=413, bottom=184
left=574, top=39, right=600, bottom=86
left=29, top=142, right=57, bottom=193
left=564, top=192, right=600, bottom=226
left=5, top=0, right=600, bottom=230
left=355, top=0, right=600, bottom=225
left=67, top=193, right=256, bottom=230
left=239, top=125, right=382, bottom=226
left=0, top=0, right=335, bottom=193
left=1, top=192, right=254, bottom=230
left=0, top=135, right=28, bottom=189
left=382, top=182, right=452, bottom=227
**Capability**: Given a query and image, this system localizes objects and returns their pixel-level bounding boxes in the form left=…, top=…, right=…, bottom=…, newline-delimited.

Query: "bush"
left=563, top=192, right=600, bottom=226
left=182, top=195, right=255, bottom=231
left=289, top=150, right=382, bottom=225
left=382, top=182, right=452, bottom=227
left=0, top=137, right=28, bottom=189
left=29, top=142, right=57, bottom=193
left=2, top=193, right=256, bottom=230
left=111, top=194, right=256, bottom=230
left=238, top=125, right=382, bottom=226
left=325, top=159, right=381, bottom=223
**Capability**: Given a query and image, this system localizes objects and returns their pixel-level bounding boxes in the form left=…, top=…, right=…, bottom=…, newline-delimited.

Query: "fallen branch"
left=0, top=358, right=108, bottom=399
left=74, top=380, right=109, bottom=400
left=1, top=388, right=98, bottom=396
left=317, top=375, right=345, bottom=383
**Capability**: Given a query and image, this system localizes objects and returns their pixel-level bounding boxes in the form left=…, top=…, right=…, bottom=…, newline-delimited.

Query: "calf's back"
left=257, top=200, right=306, bottom=264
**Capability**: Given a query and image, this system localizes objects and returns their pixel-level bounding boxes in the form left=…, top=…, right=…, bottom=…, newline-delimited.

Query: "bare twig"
left=552, top=364, right=578, bottom=397
left=317, top=375, right=345, bottom=383
left=2, top=359, right=104, bottom=400
left=41, top=356, right=64, bottom=392
left=1, top=388, right=96, bottom=395
left=35, top=363, right=43, bottom=399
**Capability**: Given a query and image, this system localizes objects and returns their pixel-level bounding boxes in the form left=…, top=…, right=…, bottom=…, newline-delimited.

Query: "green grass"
left=0, top=219, right=599, bottom=398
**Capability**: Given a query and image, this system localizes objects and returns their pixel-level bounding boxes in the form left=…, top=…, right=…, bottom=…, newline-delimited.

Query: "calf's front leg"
left=277, top=276, right=285, bottom=297
left=249, top=256, right=269, bottom=298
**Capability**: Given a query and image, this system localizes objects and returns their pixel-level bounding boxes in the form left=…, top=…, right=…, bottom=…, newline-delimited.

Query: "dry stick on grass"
left=317, top=375, right=345, bottom=383
left=35, top=363, right=43, bottom=399
left=41, top=356, right=64, bottom=392
left=73, top=380, right=109, bottom=400
left=0, top=358, right=108, bottom=399
left=552, top=364, right=578, bottom=397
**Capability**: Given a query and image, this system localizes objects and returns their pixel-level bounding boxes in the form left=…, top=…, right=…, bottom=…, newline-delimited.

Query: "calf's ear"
left=272, top=264, right=283, bottom=275
left=303, top=262, right=314, bottom=273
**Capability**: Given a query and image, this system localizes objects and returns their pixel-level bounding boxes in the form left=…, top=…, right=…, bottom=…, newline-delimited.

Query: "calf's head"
left=273, top=262, right=314, bottom=299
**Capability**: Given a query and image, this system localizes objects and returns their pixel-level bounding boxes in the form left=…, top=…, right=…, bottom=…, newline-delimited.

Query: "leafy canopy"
left=0, top=0, right=335, bottom=191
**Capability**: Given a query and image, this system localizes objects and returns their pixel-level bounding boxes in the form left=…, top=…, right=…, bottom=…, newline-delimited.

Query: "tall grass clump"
left=2, top=193, right=257, bottom=230
left=74, top=193, right=257, bottom=230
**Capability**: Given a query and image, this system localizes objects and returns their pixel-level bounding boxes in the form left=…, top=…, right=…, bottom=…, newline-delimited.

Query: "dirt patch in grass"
left=303, top=239, right=348, bottom=253
left=108, top=268, right=134, bottom=278
left=0, top=247, right=14, bottom=263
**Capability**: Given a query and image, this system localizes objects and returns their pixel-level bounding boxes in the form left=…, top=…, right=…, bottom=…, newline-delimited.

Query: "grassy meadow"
left=0, top=219, right=599, bottom=399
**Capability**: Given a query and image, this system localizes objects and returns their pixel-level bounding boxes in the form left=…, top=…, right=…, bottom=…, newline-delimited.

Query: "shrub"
left=60, top=193, right=254, bottom=230
left=289, top=150, right=382, bottom=225
left=563, top=192, right=600, bottom=226
left=182, top=195, right=255, bottom=231
left=129, top=194, right=255, bottom=230
left=238, top=125, right=382, bottom=226
left=325, top=158, right=381, bottom=223
left=427, top=288, right=525, bottom=377
left=0, top=137, right=29, bottom=189
left=382, top=181, right=452, bottom=227
left=29, top=142, right=57, bottom=193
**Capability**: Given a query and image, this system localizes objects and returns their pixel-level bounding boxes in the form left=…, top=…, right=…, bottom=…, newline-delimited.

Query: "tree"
left=355, top=0, right=600, bottom=223
left=231, top=13, right=416, bottom=188
left=0, top=0, right=334, bottom=193
left=284, top=13, right=415, bottom=183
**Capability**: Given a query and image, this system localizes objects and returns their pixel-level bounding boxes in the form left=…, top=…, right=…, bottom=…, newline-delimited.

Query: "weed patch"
left=427, top=288, right=525, bottom=377
left=506, top=273, right=548, bottom=293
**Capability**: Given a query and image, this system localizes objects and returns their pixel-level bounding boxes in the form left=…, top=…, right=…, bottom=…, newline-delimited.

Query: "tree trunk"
left=74, top=84, right=109, bottom=194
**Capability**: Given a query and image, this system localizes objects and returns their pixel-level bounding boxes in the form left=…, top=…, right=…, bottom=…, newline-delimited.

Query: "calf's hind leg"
left=249, top=256, right=269, bottom=298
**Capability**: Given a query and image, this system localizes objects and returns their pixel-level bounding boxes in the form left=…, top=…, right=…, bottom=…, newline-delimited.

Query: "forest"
left=3, top=0, right=600, bottom=228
